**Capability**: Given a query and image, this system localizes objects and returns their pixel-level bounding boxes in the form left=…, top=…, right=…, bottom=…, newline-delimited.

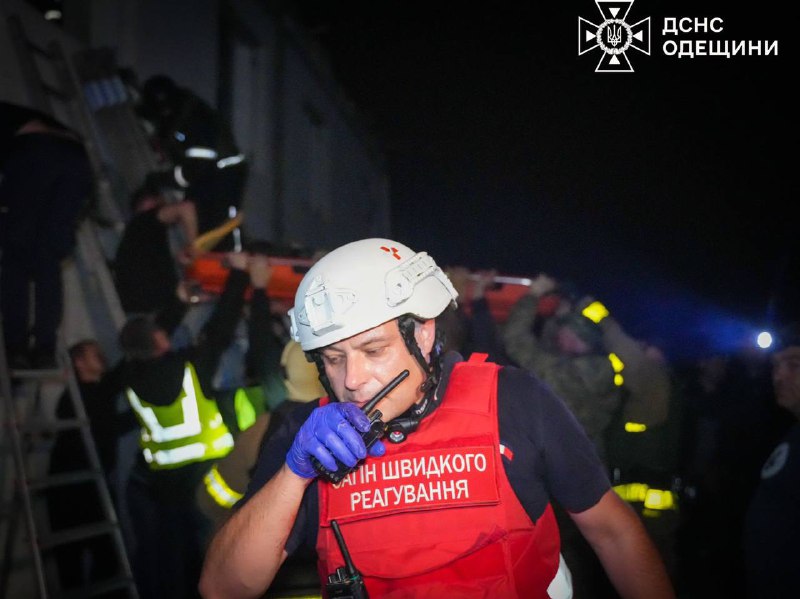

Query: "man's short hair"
left=68, top=338, right=102, bottom=362
left=119, top=315, right=161, bottom=360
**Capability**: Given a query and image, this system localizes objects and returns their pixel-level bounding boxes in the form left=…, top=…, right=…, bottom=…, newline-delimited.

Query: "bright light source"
left=44, top=10, right=62, bottom=21
left=756, top=331, right=773, bottom=349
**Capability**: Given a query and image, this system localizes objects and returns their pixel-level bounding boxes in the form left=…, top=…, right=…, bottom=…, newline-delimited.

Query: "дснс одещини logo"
left=578, top=0, right=651, bottom=72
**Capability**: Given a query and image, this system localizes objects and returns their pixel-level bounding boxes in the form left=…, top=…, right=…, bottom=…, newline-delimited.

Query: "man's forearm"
left=199, top=464, right=312, bottom=599
left=573, top=491, right=676, bottom=599
left=594, top=522, right=675, bottom=599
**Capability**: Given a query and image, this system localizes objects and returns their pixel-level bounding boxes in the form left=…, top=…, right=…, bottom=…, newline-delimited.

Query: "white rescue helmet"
left=289, top=238, right=458, bottom=351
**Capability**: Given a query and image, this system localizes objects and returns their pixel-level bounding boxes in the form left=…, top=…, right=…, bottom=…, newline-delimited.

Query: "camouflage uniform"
left=503, top=294, right=620, bottom=462
left=600, top=316, right=669, bottom=428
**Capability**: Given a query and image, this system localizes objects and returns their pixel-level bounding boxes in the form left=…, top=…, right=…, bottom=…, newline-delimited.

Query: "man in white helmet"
left=199, top=238, right=675, bottom=599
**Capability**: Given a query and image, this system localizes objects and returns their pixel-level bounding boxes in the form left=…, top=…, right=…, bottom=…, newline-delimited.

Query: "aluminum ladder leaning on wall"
left=0, top=327, right=138, bottom=598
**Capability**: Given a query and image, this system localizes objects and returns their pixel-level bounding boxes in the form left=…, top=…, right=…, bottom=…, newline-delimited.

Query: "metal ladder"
left=0, top=326, right=138, bottom=598
left=0, top=13, right=172, bottom=597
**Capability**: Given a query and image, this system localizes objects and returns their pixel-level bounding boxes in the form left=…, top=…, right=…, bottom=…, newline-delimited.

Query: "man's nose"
left=344, top=354, right=370, bottom=391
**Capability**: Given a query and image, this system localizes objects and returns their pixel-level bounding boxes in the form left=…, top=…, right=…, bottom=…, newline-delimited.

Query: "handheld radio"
left=325, top=519, right=368, bottom=598
left=312, top=369, right=409, bottom=483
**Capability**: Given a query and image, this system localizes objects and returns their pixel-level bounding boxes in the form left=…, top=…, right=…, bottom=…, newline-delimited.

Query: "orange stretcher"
left=184, top=253, right=531, bottom=323
left=184, top=253, right=314, bottom=302
left=462, top=275, right=532, bottom=323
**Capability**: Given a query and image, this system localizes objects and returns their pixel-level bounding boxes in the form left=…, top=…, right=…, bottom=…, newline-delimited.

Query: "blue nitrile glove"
left=286, top=402, right=386, bottom=479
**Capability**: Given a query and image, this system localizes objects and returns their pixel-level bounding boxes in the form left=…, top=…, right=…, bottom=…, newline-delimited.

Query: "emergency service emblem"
left=578, top=0, right=651, bottom=72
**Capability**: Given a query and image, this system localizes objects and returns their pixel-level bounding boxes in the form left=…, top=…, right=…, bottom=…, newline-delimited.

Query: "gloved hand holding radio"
left=286, top=403, right=387, bottom=479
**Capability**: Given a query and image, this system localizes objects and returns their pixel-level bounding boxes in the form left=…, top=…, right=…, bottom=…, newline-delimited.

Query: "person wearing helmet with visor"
left=200, top=238, right=675, bottom=599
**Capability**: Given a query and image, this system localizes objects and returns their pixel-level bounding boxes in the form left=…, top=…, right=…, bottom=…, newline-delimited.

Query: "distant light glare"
left=756, top=331, right=773, bottom=349
left=44, top=10, right=62, bottom=21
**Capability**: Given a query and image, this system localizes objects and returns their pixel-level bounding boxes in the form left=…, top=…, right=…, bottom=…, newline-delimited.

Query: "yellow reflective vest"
left=232, top=385, right=267, bottom=432
left=126, top=362, right=234, bottom=470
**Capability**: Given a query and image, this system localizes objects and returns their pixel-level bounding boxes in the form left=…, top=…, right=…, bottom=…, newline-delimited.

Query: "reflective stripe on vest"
left=126, top=363, right=234, bottom=469
left=183, top=146, right=245, bottom=169
left=203, top=463, right=243, bottom=509
left=217, top=153, right=245, bottom=169
left=185, top=146, right=217, bottom=159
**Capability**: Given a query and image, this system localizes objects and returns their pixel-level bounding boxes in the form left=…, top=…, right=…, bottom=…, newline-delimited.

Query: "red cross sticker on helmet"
left=380, top=246, right=402, bottom=260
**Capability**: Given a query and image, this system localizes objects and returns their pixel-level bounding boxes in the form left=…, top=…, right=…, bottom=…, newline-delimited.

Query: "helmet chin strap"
left=309, top=350, right=336, bottom=401
left=385, top=316, right=445, bottom=443
left=309, top=315, right=447, bottom=443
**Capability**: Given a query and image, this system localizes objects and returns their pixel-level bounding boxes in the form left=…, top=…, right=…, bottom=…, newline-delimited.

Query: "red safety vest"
left=317, top=354, right=560, bottom=598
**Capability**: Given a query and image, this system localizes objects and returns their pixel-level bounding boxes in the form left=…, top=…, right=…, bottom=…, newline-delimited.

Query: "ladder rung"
left=28, top=468, right=104, bottom=491
left=56, top=575, right=138, bottom=599
left=23, top=417, right=89, bottom=433
left=2, top=18, right=137, bottom=597
left=10, top=367, right=65, bottom=380
left=40, top=521, right=119, bottom=549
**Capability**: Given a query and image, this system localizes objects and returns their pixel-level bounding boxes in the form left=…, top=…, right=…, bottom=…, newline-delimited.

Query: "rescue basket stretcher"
left=184, top=253, right=532, bottom=323
left=184, top=253, right=314, bottom=303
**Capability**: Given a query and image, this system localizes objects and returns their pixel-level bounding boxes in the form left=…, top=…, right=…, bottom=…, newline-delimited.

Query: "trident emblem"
left=578, top=0, right=651, bottom=72
left=606, top=23, right=622, bottom=47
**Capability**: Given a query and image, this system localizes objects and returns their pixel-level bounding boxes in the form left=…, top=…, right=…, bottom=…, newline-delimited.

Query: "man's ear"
left=414, top=319, right=437, bottom=359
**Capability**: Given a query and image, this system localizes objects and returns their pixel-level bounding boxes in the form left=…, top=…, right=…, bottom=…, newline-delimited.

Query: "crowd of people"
left=1, top=91, right=797, bottom=599
left=439, top=266, right=794, bottom=598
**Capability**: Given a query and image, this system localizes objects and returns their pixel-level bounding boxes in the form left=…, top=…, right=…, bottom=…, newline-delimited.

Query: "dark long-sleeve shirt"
left=122, top=267, right=249, bottom=499
left=121, top=267, right=249, bottom=406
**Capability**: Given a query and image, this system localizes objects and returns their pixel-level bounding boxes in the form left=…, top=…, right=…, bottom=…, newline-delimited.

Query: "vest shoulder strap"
left=440, top=356, right=498, bottom=414
left=468, top=352, right=489, bottom=363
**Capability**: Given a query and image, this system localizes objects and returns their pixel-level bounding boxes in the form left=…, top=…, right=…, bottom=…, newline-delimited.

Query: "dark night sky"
left=293, top=1, right=796, bottom=360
